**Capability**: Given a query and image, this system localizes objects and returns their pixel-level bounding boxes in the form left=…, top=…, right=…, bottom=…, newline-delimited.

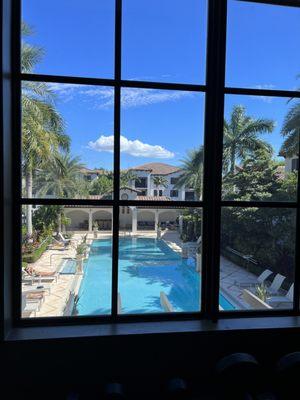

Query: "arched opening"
left=159, top=210, right=179, bottom=230
left=92, top=209, right=112, bottom=231
left=65, top=209, right=89, bottom=231
left=137, top=210, right=155, bottom=230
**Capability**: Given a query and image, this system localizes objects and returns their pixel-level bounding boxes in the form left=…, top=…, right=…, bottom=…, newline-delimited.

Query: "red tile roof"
left=136, top=195, right=171, bottom=201
left=129, top=162, right=182, bottom=175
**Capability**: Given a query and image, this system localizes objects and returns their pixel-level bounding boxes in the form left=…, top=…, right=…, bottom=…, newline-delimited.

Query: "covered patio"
left=64, top=206, right=182, bottom=234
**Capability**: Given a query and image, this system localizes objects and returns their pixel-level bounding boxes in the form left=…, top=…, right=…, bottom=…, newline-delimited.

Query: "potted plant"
left=93, top=221, right=98, bottom=238
left=156, top=222, right=161, bottom=239
left=76, top=243, right=87, bottom=274
left=256, top=283, right=267, bottom=303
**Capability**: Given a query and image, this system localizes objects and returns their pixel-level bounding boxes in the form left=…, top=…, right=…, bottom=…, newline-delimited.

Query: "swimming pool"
left=75, top=237, right=235, bottom=315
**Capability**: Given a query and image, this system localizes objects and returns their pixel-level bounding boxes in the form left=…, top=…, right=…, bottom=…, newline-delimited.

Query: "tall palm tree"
left=34, top=154, right=84, bottom=232
left=35, top=153, right=84, bottom=198
left=223, top=105, right=274, bottom=174
left=21, top=22, right=69, bottom=234
left=280, top=101, right=300, bottom=157
left=152, top=176, right=168, bottom=195
left=175, top=147, right=204, bottom=200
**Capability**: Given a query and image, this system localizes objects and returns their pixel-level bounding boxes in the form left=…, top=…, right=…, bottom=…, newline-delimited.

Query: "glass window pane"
left=21, top=204, right=113, bottom=318
left=222, top=95, right=299, bottom=202
left=226, top=0, right=300, bottom=90
left=122, top=0, right=207, bottom=84
left=22, top=0, right=115, bottom=78
left=120, top=89, right=205, bottom=201
left=220, top=207, right=296, bottom=311
left=118, top=207, right=202, bottom=314
left=22, top=82, right=114, bottom=199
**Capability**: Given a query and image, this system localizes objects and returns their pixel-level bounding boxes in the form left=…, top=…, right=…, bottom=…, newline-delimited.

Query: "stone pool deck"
left=22, top=230, right=287, bottom=318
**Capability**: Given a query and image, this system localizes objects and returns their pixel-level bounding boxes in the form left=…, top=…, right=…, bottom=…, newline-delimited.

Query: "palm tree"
left=152, top=176, right=168, bottom=196
left=223, top=105, right=274, bottom=174
left=280, top=101, right=300, bottom=157
left=21, top=22, right=69, bottom=235
left=175, top=147, right=204, bottom=200
left=34, top=154, right=84, bottom=232
left=35, top=153, right=84, bottom=198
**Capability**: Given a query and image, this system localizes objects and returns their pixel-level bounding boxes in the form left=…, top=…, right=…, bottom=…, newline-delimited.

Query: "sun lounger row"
left=236, top=268, right=294, bottom=305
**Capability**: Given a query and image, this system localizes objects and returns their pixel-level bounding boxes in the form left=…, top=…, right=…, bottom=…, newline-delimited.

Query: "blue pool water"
left=76, top=238, right=235, bottom=315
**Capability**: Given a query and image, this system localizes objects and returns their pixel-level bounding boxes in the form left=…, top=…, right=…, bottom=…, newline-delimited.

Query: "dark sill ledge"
left=5, top=316, right=300, bottom=342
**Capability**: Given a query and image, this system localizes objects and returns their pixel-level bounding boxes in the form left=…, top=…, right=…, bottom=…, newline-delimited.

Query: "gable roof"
left=129, top=162, right=182, bottom=175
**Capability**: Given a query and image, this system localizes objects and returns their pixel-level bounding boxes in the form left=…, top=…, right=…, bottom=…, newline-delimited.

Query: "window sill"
left=5, top=316, right=300, bottom=342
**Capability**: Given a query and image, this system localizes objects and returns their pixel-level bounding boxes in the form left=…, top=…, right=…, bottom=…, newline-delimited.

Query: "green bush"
left=22, top=237, right=52, bottom=263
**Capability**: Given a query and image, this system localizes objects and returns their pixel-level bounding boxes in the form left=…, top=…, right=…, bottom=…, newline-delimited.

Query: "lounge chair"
left=267, top=283, right=294, bottom=306
left=58, top=232, right=71, bottom=245
left=24, top=267, right=59, bottom=283
left=21, top=293, right=40, bottom=317
left=235, top=269, right=273, bottom=288
left=22, top=284, right=51, bottom=295
left=267, top=273, right=286, bottom=295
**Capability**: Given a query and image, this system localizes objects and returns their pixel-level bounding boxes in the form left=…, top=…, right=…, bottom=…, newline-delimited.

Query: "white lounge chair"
left=267, top=273, right=286, bottom=295
left=24, top=268, right=58, bottom=283
left=22, top=284, right=51, bottom=295
left=236, top=269, right=273, bottom=288
left=267, top=283, right=294, bottom=306
left=21, top=293, right=40, bottom=317
left=58, top=232, right=71, bottom=244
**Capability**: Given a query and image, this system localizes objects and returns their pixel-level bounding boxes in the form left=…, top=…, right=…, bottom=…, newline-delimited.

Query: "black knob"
left=276, top=352, right=300, bottom=398
left=104, top=383, right=125, bottom=399
left=215, top=353, right=260, bottom=399
left=66, top=392, right=80, bottom=400
left=165, top=378, right=189, bottom=399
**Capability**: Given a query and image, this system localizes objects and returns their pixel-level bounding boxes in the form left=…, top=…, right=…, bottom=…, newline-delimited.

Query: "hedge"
left=22, top=237, right=52, bottom=263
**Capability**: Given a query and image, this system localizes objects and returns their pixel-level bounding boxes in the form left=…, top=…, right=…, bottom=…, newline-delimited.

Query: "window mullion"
left=111, top=0, right=122, bottom=319
left=202, top=0, right=227, bottom=321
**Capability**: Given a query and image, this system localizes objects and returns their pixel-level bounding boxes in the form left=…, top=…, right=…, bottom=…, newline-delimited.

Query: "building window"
left=292, top=158, right=299, bottom=171
left=135, top=178, right=147, bottom=188
left=4, top=0, right=299, bottom=326
left=185, top=192, right=195, bottom=201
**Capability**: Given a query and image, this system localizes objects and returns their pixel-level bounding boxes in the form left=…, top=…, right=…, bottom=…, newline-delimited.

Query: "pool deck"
left=22, top=230, right=287, bottom=317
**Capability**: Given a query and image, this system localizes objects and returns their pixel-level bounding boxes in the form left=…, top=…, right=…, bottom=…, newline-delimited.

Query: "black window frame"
left=2, top=0, right=300, bottom=330
left=170, top=190, right=179, bottom=198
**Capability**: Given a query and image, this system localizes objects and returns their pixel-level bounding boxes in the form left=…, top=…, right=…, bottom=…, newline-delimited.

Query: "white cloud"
left=88, top=134, right=175, bottom=159
left=73, top=87, right=193, bottom=109
left=47, top=83, right=194, bottom=109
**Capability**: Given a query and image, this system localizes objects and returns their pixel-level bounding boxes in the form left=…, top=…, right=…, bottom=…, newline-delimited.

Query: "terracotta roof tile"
left=130, top=162, right=182, bottom=175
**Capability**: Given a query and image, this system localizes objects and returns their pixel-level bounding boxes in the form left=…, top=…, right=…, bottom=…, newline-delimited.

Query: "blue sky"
left=22, top=0, right=300, bottom=169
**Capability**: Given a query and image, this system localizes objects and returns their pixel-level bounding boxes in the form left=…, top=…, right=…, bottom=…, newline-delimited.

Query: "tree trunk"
left=230, top=146, right=236, bottom=174
left=57, top=212, right=62, bottom=233
left=25, top=170, right=33, bottom=236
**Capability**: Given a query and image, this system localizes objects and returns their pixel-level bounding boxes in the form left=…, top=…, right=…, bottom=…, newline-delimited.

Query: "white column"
left=132, top=207, right=137, bottom=234
left=148, top=174, right=151, bottom=195
left=155, top=209, right=159, bottom=232
left=88, top=209, right=93, bottom=232
left=180, top=187, right=185, bottom=200
left=179, top=214, right=183, bottom=234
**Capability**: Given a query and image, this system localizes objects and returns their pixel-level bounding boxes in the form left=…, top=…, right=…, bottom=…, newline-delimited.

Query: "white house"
left=128, top=162, right=196, bottom=201
left=283, top=155, right=299, bottom=173
left=46, top=162, right=194, bottom=234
